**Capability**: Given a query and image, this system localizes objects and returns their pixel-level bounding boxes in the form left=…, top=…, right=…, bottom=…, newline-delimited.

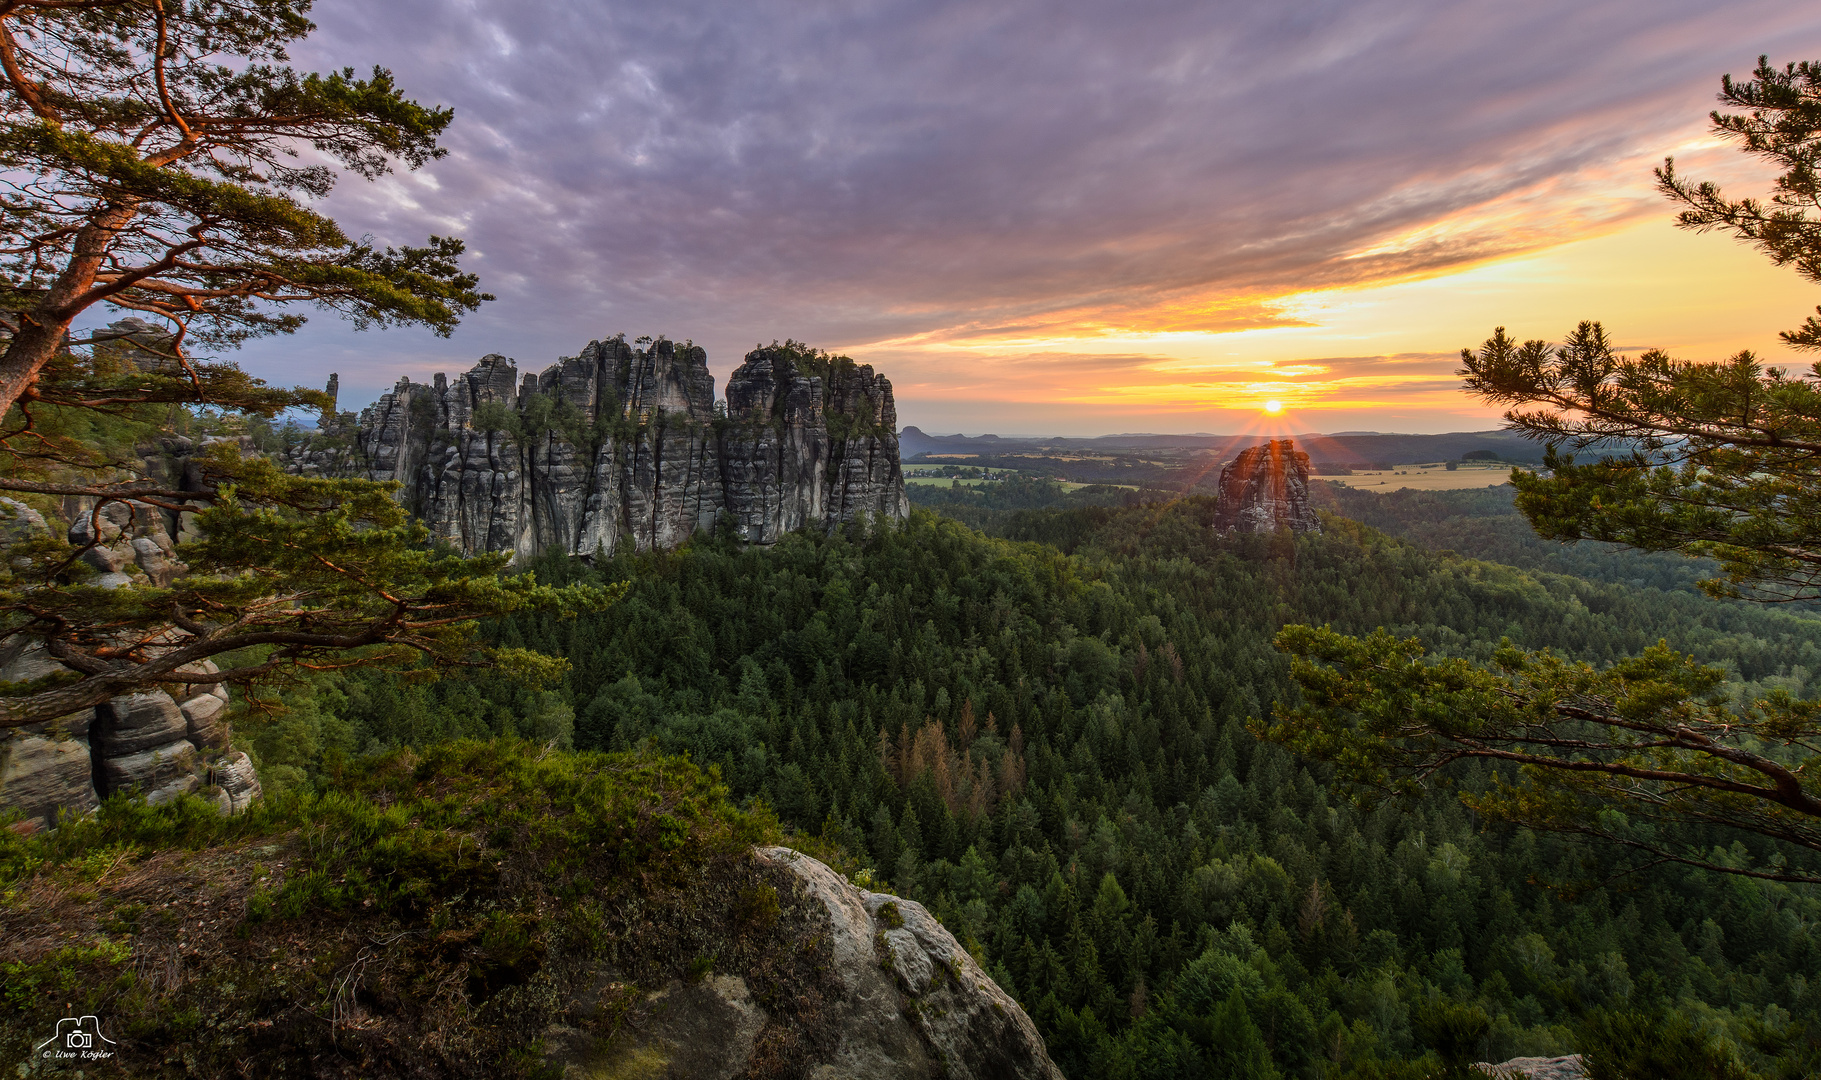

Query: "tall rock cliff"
left=294, top=338, right=909, bottom=559
left=1213, top=439, right=1322, bottom=534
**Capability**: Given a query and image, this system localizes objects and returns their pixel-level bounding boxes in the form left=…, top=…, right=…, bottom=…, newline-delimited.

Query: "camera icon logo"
left=35, top=1015, right=115, bottom=1060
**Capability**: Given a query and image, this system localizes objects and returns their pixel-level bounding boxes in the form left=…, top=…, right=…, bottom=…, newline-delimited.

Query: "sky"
left=221, top=0, right=1821, bottom=436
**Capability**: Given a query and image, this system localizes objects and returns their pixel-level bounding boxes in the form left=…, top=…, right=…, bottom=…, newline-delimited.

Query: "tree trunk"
left=0, top=312, right=72, bottom=414
left=0, top=202, right=140, bottom=417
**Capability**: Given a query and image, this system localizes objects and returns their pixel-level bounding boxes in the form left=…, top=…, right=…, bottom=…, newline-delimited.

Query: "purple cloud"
left=216, top=0, right=1821, bottom=417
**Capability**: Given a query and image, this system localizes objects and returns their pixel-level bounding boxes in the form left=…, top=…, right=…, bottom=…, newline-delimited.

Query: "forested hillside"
left=248, top=500, right=1821, bottom=1079
left=1307, top=484, right=1718, bottom=597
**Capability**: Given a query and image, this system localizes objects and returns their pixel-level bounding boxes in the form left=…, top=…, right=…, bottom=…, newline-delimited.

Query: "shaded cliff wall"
left=295, top=338, right=909, bottom=559
left=1213, top=438, right=1322, bottom=534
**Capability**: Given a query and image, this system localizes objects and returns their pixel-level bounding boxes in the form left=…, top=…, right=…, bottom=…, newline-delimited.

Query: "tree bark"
left=0, top=202, right=140, bottom=417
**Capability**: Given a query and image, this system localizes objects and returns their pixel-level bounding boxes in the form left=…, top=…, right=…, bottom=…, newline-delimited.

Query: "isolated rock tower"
left=1213, top=439, right=1321, bottom=534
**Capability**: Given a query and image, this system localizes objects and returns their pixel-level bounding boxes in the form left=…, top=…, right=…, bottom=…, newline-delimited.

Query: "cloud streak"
left=219, top=0, right=1821, bottom=426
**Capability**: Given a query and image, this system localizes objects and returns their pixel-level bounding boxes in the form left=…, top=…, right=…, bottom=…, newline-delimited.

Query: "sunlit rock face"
left=1213, top=439, right=1322, bottom=535
left=300, top=338, right=909, bottom=559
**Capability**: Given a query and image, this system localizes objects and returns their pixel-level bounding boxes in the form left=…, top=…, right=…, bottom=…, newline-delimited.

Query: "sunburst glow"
left=1264, top=400, right=1283, bottom=413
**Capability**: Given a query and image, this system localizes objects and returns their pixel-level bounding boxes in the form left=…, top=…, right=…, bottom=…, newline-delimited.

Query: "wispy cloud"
left=222, top=0, right=1821, bottom=430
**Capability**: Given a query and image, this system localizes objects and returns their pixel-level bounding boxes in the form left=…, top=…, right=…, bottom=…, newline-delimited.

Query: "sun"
left=1263, top=400, right=1283, bottom=413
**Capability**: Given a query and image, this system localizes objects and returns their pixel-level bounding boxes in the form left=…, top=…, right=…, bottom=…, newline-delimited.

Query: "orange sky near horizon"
left=850, top=120, right=1821, bottom=437
left=865, top=212, right=1818, bottom=436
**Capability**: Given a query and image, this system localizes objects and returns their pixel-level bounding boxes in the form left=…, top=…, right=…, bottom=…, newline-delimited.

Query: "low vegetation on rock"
left=0, top=740, right=812, bottom=1076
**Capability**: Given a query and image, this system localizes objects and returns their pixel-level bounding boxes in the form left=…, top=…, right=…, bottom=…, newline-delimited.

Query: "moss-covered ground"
left=0, top=740, right=844, bottom=1078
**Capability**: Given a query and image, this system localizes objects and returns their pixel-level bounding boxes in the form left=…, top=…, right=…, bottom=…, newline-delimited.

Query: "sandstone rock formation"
left=0, top=644, right=258, bottom=832
left=1213, top=439, right=1322, bottom=535
left=292, top=338, right=909, bottom=560
left=544, top=846, right=1065, bottom=1080
left=764, top=845, right=1062, bottom=1079
left=0, top=485, right=261, bottom=832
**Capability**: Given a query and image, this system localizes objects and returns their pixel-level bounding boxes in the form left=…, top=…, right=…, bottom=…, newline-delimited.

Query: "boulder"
left=755, top=846, right=1065, bottom=1080
left=67, top=498, right=183, bottom=584
left=0, top=637, right=70, bottom=688
left=130, top=535, right=181, bottom=585
left=96, top=739, right=198, bottom=803
left=2, top=665, right=261, bottom=824
left=0, top=497, right=46, bottom=542
left=541, top=847, right=1064, bottom=1079
left=179, top=691, right=229, bottom=749
left=211, top=750, right=261, bottom=813
left=0, top=461, right=262, bottom=829
left=178, top=657, right=225, bottom=700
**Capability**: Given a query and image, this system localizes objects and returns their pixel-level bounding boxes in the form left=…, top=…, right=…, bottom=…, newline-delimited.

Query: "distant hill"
left=898, top=426, right=1550, bottom=465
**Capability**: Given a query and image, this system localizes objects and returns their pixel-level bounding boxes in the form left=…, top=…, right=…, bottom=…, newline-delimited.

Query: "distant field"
left=905, top=476, right=995, bottom=487
left=1323, top=463, right=1523, bottom=491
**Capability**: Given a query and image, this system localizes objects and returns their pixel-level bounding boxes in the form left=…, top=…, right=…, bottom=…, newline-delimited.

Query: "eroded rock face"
left=755, top=846, right=1064, bottom=1080
left=1213, top=439, right=1322, bottom=535
left=295, top=339, right=909, bottom=560
left=0, top=639, right=257, bottom=831
left=537, top=847, right=1062, bottom=1080
left=0, top=726, right=98, bottom=830
left=0, top=492, right=260, bottom=834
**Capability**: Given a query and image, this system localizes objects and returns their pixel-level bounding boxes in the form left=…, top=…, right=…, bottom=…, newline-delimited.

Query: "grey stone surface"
left=1213, top=439, right=1322, bottom=535
left=0, top=638, right=69, bottom=688
left=0, top=727, right=98, bottom=831
left=0, top=664, right=262, bottom=825
left=211, top=750, right=262, bottom=813
left=97, top=738, right=197, bottom=797
left=92, top=692, right=189, bottom=756
left=290, top=338, right=908, bottom=560
left=0, top=641, right=263, bottom=825
left=180, top=691, right=229, bottom=749
left=1476, top=1055, right=1585, bottom=1079
left=555, top=847, right=1060, bottom=1080
left=0, top=496, right=46, bottom=542
left=0, top=480, right=264, bottom=829
left=545, top=973, right=768, bottom=1080
left=177, top=657, right=225, bottom=700
left=143, top=770, right=201, bottom=806
left=757, top=846, right=1065, bottom=1080
left=66, top=496, right=183, bottom=584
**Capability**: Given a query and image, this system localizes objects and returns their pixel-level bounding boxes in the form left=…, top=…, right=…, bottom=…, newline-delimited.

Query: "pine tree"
left=1262, top=57, right=1821, bottom=883
left=1207, top=992, right=1280, bottom=1080
left=0, top=2, right=611, bottom=727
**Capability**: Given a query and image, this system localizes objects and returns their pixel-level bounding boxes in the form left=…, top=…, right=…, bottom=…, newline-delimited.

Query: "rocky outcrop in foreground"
left=1, top=763, right=1062, bottom=1080
left=1213, top=439, right=1321, bottom=535
left=544, top=847, right=1063, bottom=1079
left=762, top=846, right=1062, bottom=1079
left=291, top=338, right=909, bottom=560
